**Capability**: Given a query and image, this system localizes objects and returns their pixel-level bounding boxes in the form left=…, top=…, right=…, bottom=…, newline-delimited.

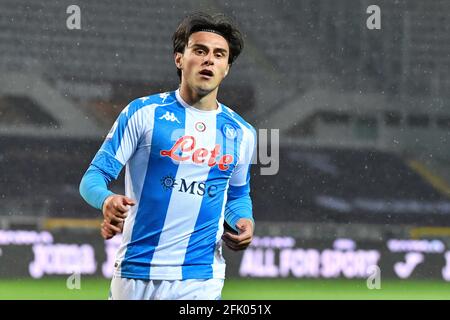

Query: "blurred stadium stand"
left=253, top=146, right=450, bottom=226
left=0, top=136, right=109, bottom=219
left=1, top=0, right=450, bottom=235
left=0, top=95, right=58, bottom=126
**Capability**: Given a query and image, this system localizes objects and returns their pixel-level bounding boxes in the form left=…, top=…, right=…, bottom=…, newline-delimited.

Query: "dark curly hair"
left=172, top=12, right=244, bottom=79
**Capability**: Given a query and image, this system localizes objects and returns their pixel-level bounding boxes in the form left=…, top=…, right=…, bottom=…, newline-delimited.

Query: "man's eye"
left=196, top=49, right=205, bottom=55
left=215, top=53, right=224, bottom=58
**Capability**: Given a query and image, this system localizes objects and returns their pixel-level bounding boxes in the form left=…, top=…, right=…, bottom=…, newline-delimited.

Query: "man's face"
left=175, top=31, right=230, bottom=95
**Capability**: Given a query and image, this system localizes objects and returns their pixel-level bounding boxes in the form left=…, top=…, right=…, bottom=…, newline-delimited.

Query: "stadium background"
left=1, top=0, right=450, bottom=299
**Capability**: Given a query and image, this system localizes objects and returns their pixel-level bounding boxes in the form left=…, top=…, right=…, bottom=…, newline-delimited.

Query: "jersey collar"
left=175, top=89, right=222, bottom=114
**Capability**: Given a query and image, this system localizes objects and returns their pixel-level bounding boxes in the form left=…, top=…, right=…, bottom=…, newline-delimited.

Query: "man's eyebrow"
left=190, top=43, right=228, bottom=53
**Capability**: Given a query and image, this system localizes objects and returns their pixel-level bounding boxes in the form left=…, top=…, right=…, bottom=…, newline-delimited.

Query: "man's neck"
left=179, top=84, right=218, bottom=111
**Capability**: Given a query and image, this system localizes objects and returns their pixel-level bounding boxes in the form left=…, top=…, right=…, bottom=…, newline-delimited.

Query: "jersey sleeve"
left=224, top=125, right=257, bottom=231
left=90, top=101, right=144, bottom=180
left=79, top=100, right=145, bottom=210
left=79, top=166, right=115, bottom=210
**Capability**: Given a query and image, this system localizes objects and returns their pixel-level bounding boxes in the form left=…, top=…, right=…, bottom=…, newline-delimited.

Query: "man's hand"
left=222, top=218, right=254, bottom=251
left=101, top=194, right=135, bottom=240
left=101, top=219, right=123, bottom=240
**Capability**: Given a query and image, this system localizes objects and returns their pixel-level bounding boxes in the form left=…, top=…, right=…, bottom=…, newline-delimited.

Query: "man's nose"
left=203, top=52, right=214, bottom=65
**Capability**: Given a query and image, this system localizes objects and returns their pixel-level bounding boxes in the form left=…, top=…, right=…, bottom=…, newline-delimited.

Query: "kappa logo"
left=159, top=111, right=180, bottom=123
left=159, top=92, right=170, bottom=103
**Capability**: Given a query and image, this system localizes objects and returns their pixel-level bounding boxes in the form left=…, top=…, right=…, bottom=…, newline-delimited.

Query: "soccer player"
left=79, top=12, right=256, bottom=300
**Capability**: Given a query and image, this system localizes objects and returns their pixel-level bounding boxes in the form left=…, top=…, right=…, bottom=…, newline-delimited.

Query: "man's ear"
left=174, top=52, right=183, bottom=70
left=224, top=65, right=230, bottom=77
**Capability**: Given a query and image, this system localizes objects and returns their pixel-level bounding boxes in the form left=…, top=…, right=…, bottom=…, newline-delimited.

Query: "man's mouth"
left=199, top=69, right=214, bottom=78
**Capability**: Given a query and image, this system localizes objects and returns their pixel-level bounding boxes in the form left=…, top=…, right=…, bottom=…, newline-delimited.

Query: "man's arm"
left=79, top=98, right=144, bottom=239
left=222, top=125, right=257, bottom=251
left=79, top=166, right=114, bottom=211
left=222, top=183, right=254, bottom=251
left=79, top=166, right=135, bottom=239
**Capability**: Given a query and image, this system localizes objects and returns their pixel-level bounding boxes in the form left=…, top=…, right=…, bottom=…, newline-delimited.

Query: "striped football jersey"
left=90, top=89, right=256, bottom=280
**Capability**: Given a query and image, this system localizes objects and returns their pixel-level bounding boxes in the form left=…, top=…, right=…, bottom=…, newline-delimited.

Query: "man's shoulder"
left=220, top=104, right=256, bottom=134
left=123, top=91, right=176, bottom=116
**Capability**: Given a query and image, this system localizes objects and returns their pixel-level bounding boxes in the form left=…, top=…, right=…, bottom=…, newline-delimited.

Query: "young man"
left=79, top=12, right=256, bottom=300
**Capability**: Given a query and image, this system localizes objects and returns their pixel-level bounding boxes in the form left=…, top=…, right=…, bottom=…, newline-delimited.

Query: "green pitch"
left=0, top=278, right=450, bottom=300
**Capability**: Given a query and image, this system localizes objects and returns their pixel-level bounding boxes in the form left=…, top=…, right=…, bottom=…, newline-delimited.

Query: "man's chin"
left=196, top=85, right=217, bottom=96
